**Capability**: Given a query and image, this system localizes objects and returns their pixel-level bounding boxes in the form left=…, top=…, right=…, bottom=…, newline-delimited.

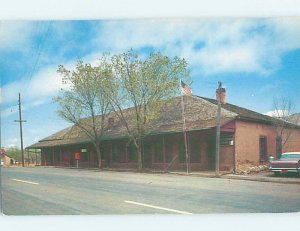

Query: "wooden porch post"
left=45, top=149, right=47, bottom=166
left=233, top=132, right=237, bottom=174
left=26, top=148, right=29, bottom=166
left=88, top=147, right=90, bottom=169
left=109, top=142, right=113, bottom=166
left=41, top=150, right=43, bottom=166
left=68, top=147, right=71, bottom=167
left=125, top=142, right=128, bottom=163
left=52, top=146, right=55, bottom=166
left=59, top=146, right=62, bottom=167
left=187, top=132, right=191, bottom=173
left=35, top=149, right=37, bottom=166
left=42, top=151, right=44, bottom=166
left=151, top=142, right=154, bottom=164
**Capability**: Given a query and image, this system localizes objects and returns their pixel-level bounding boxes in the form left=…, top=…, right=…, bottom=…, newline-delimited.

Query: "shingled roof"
left=27, top=96, right=237, bottom=149
left=198, top=96, right=299, bottom=126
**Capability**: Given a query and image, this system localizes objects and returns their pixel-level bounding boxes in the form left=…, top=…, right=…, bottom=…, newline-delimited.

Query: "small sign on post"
left=74, top=152, right=81, bottom=168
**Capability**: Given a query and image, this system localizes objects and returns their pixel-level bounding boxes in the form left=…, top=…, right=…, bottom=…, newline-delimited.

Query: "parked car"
left=269, top=152, right=300, bottom=176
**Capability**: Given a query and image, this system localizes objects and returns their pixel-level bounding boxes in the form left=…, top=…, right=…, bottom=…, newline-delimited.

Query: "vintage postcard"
left=1, top=17, right=300, bottom=218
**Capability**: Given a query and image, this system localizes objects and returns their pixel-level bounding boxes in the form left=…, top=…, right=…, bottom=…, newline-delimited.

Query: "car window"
left=280, top=154, right=300, bottom=160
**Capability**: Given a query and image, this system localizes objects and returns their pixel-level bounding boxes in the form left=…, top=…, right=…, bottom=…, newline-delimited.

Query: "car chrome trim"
left=270, top=168, right=299, bottom=170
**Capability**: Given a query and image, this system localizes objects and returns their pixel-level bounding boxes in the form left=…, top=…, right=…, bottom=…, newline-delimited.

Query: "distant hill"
left=288, top=113, right=300, bottom=125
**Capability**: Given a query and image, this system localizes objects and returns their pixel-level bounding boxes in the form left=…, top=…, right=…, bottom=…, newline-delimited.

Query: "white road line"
left=124, top=200, right=193, bottom=215
left=11, top=179, right=39, bottom=185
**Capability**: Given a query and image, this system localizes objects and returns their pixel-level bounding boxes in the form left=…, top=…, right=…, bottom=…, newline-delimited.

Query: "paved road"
left=1, top=167, right=300, bottom=215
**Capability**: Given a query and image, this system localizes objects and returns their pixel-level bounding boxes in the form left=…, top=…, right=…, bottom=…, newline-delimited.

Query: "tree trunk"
left=94, top=142, right=102, bottom=168
left=133, top=138, right=143, bottom=171
left=276, top=136, right=282, bottom=158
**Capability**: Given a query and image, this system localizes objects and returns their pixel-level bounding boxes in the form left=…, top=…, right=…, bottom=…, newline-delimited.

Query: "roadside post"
left=74, top=152, right=81, bottom=168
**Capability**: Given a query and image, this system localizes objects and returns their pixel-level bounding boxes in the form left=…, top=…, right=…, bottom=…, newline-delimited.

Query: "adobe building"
left=1, top=149, right=16, bottom=166
left=27, top=90, right=300, bottom=172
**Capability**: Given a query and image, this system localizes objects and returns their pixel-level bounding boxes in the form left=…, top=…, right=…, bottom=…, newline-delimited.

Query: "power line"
left=16, top=22, right=52, bottom=151
left=23, top=21, right=52, bottom=93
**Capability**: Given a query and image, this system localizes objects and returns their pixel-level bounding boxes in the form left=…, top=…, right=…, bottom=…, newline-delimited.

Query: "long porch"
left=39, top=129, right=235, bottom=172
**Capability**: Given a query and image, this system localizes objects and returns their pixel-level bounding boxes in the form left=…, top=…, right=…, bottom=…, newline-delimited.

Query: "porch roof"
left=27, top=96, right=237, bottom=149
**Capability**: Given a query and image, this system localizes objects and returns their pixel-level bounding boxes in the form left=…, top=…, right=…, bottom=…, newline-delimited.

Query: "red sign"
left=74, top=152, right=81, bottom=160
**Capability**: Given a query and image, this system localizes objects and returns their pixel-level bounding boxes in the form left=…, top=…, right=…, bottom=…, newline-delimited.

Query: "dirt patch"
left=236, top=162, right=268, bottom=175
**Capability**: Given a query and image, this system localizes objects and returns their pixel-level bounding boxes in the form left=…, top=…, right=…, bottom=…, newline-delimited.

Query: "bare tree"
left=271, top=97, right=298, bottom=156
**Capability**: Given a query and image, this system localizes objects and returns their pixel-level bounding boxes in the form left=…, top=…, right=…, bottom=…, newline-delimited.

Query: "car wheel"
left=274, top=172, right=280, bottom=177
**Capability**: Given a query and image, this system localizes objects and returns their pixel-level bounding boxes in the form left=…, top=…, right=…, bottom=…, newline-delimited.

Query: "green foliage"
left=5, top=147, right=22, bottom=161
left=54, top=58, right=113, bottom=167
left=108, top=50, right=190, bottom=136
left=55, top=49, right=191, bottom=170
left=4, top=147, right=41, bottom=164
left=54, top=59, right=112, bottom=138
left=107, top=50, right=190, bottom=169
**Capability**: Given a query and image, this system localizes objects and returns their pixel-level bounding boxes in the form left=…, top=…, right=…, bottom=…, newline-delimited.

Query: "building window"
left=259, top=136, right=268, bottom=162
left=220, top=133, right=234, bottom=146
left=220, top=133, right=233, bottom=146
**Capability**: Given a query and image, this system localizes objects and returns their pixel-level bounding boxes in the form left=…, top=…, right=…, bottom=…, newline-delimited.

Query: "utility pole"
left=14, top=93, right=26, bottom=167
left=215, top=81, right=222, bottom=177
left=181, top=95, right=189, bottom=175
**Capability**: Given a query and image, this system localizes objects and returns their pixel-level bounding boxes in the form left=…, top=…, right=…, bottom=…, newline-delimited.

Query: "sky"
left=1, top=18, right=300, bottom=148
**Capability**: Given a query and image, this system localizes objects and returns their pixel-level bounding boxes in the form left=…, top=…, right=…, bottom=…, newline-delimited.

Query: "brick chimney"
left=216, top=87, right=226, bottom=104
